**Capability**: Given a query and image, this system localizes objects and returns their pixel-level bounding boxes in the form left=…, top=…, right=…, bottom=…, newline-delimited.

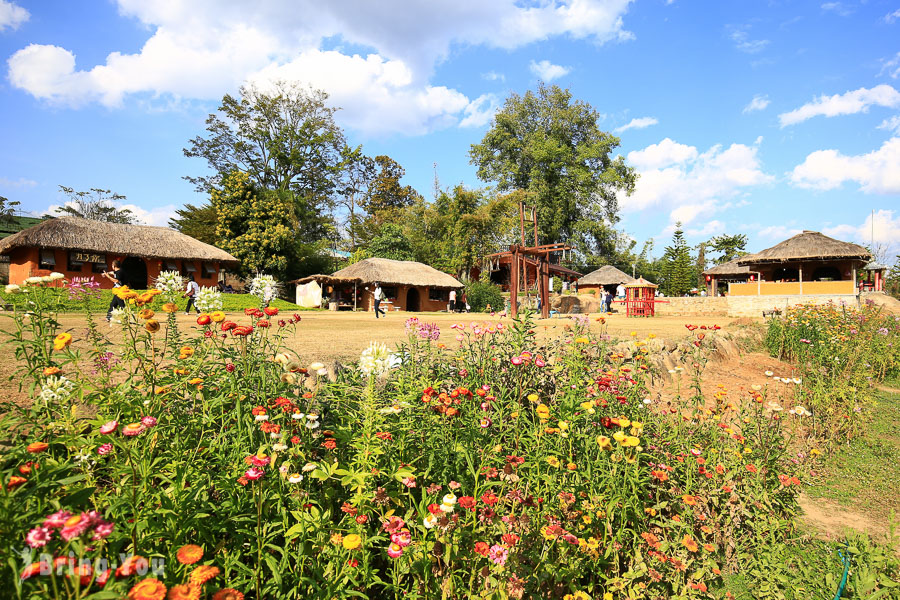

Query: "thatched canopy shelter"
left=703, top=258, right=751, bottom=277
left=577, top=265, right=636, bottom=287
left=0, top=216, right=237, bottom=289
left=301, top=258, right=463, bottom=312
left=625, top=276, right=658, bottom=289
left=737, top=231, right=870, bottom=265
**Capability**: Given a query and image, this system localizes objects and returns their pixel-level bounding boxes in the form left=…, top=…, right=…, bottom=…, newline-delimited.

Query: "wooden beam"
left=510, top=247, right=519, bottom=318
left=540, top=256, right=550, bottom=318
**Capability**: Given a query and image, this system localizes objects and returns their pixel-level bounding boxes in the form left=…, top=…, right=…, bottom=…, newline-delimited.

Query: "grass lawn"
left=3, top=289, right=311, bottom=313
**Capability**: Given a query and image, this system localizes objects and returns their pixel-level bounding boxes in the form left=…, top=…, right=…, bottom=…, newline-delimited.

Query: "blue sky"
left=1, top=0, right=898, bottom=260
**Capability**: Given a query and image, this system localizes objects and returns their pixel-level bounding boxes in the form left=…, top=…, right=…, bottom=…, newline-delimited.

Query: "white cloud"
left=778, top=84, right=900, bottom=127
left=0, top=0, right=27, bottom=32
left=613, top=116, right=658, bottom=133
left=623, top=138, right=773, bottom=226
left=881, top=52, right=900, bottom=79
left=884, top=8, right=900, bottom=23
left=821, top=2, right=853, bottom=17
left=728, top=26, right=769, bottom=54
left=459, top=93, right=500, bottom=128
left=758, top=225, right=803, bottom=240
left=822, top=210, right=900, bottom=255
left=43, top=201, right=178, bottom=227
left=789, top=137, right=900, bottom=194
left=482, top=71, right=505, bottom=82
left=528, top=59, right=571, bottom=81
left=743, top=94, right=770, bottom=113
left=686, top=219, right=725, bottom=237
left=878, top=115, right=900, bottom=134
left=0, top=176, right=37, bottom=188
left=6, top=0, right=634, bottom=134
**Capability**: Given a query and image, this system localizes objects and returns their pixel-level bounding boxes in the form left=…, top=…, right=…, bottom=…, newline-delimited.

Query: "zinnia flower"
left=122, top=422, right=147, bottom=437
left=176, top=544, right=204, bottom=565
left=127, top=578, right=167, bottom=600
left=53, top=332, right=73, bottom=351
left=189, top=565, right=221, bottom=586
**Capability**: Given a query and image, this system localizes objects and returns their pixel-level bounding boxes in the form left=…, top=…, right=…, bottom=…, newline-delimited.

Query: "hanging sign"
left=71, top=252, right=106, bottom=263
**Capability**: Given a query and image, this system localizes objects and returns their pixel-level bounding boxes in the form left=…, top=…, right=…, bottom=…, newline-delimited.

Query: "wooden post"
left=798, top=263, right=803, bottom=295
left=510, top=247, right=519, bottom=318
left=532, top=206, right=539, bottom=247
left=354, top=282, right=357, bottom=311
left=540, top=256, right=550, bottom=319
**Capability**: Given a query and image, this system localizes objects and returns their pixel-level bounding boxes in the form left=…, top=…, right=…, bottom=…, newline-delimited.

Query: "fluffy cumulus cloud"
left=779, top=84, right=900, bottom=127
left=822, top=210, right=900, bottom=256
left=529, top=59, right=571, bottom=81
left=879, top=115, right=900, bottom=134
left=743, top=94, right=770, bottom=113
left=788, top=137, right=900, bottom=194
left=0, top=0, right=27, bottom=32
left=42, top=201, right=178, bottom=227
left=613, top=116, right=658, bottom=133
left=6, top=0, right=634, bottom=134
left=623, top=138, right=773, bottom=226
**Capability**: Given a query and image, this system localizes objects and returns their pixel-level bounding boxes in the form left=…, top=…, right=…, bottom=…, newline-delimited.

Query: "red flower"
left=481, top=491, right=499, bottom=506
left=221, top=321, right=237, bottom=332
left=745, top=464, right=758, bottom=474
left=355, top=515, right=369, bottom=524
left=197, top=314, right=211, bottom=325
left=458, top=496, right=477, bottom=510
left=501, top=533, right=519, bottom=547
left=264, top=307, right=279, bottom=316
left=321, top=439, right=337, bottom=450
left=257, top=319, right=270, bottom=328
left=225, top=363, right=235, bottom=372
left=427, top=503, right=443, bottom=515
left=233, top=325, right=253, bottom=336
left=651, top=470, right=669, bottom=482
left=474, top=541, right=490, bottom=557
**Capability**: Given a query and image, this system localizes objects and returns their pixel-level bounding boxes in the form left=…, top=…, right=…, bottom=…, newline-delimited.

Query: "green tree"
left=695, top=242, right=707, bottom=290
left=169, top=203, right=219, bottom=246
left=368, top=223, right=415, bottom=262
left=886, top=255, right=900, bottom=299
left=52, top=186, right=136, bottom=223
left=335, top=145, right=376, bottom=251
left=469, top=82, right=636, bottom=249
left=660, top=223, right=693, bottom=296
left=365, top=155, right=422, bottom=214
left=708, top=233, right=748, bottom=264
left=0, top=195, right=21, bottom=224
left=211, top=171, right=299, bottom=280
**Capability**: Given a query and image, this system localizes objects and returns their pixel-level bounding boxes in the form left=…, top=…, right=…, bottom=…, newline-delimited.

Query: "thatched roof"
left=703, top=257, right=752, bottom=276
left=738, top=231, right=870, bottom=265
left=0, top=216, right=238, bottom=264
left=577, top=265, right=635, bottom=286
left=625, top=276, right=658, bottom=288
left=293, top=274, right=362, bottom=286
left=327, top=257, right=463, bottom=289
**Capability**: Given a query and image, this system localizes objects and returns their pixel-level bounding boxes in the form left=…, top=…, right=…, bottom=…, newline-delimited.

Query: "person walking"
left=373, top=282, right=386, bottom=318
left=449, top=288, right=457, bottom=312
left=183, top=274, right=200, bottom=314
left=606, top=289, right=614, bottom=313
left=103, top=259, right=124, bottom=322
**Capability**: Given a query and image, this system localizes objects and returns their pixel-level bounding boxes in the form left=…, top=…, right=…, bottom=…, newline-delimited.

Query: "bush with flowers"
left=0, top=277, right=897, bottom=599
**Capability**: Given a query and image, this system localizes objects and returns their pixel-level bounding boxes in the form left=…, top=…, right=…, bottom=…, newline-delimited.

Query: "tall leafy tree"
left=368, top=224, right=415, bottom=262
left=660, top=223, right=694, bottom=296
left=365, top=155, right=422, bottom=214
left=52, top=186, right=136, bottom=224
left=335, top=145, right=376, bottom=251
left=695, top=242, right=707, bottom=290
left=169, top=203, right=218, bottom=246
left=469, top=82, right=636, bottom=249
left=708, top=233, right=748, bottom=264
left=0, top=195, right=21, bottom=224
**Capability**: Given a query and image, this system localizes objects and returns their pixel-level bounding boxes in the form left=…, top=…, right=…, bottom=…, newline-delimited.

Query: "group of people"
left=598, top=283, right=626, bottom=314
left=448, top=289, right=469, bottom=313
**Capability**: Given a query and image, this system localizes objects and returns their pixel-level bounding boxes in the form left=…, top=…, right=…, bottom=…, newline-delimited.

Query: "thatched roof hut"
left=577, top=265, right=636, bottom=286
left=738, top=231, right=870, bottom=265
left=625, top=276, right=658, bottom=289
left=328, top=257, right=463, bottom=289
left=0, top=216, right=238, bottom=263
left=703, top=257, right=751, bottom=277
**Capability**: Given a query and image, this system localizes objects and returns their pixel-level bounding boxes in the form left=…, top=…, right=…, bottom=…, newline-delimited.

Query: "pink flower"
left=92, top=521, right=115, bottom=540
left=391, top=530, right=412, bottom=547
left=481, top=385, right=491, bottom=392
left=510, top=356, right=523, bottom=366
left=43, top=510, right=72, bottom=529
left=479, top=418, right=492, bottom=428
left=250, top=454, right=270, bottom=467
left=382, top=516, right=405, bottom=534
left=140, top=416, right=158, bottom=428
left=535, top=357, right=546, bottom=367
left=488, top=544, right=508, bottom=566
left=97, top=443, right=113, bottom=455
left=245, top=467, right=265, bottom=480
left=60, top=513, right=92, bottom=541
left=448, top=481, right=461, bottom=490
left=387, top=542, right=404, bottom=558
left=402, top=476, right=416, bottom=488
left=122, top=423, right=146, bottom=437
left=26, top=526, right=52, bottom=548
left=99, top=420, right=118, bottom=435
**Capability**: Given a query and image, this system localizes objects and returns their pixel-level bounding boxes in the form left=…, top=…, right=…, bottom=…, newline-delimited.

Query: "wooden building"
left=0, top=216, right=239, bottom=288
left=297, top=257, right=464, bottom=312
left=731, top=231, right=870, bottom=296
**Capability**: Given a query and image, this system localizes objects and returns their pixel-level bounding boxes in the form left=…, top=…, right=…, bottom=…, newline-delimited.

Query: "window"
left=39, top=249, right=56, bottom=269
left=428, top=287, right=448, bottom=302
left=181, top=261, right=197, bottom=277
left=92, top=262, right=107, bottom=274
left=381, top=286, right=398, bottom=300
left=201, top=262, right=216, bottom=278
left=163, top=260, right=179, bottom=272
left=67, top=254, right=84, bottom=272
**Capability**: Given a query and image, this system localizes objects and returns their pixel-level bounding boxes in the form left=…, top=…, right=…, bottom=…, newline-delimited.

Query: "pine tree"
left=695, top=242, right=707, bottom=290
left=661, top=223, right=693, bottom=296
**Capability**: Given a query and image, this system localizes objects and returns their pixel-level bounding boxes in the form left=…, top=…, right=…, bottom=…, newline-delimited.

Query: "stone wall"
left=655, top=297, right=728, bottom=317
left=725, top=294, right=858, bottom=317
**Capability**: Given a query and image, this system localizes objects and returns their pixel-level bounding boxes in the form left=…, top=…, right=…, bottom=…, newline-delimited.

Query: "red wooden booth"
left=623, top=277, right=660, bottom=317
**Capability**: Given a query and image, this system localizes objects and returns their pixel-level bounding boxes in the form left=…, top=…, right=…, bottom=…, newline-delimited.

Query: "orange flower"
left=128, top=578, right=167, bottom=600
left=189, top=565, right=220, bottom=586
left=745, top=464, right=758, bottom=474
left=167, top=584, right=201, bottom=600
left=138, top=309, right=155, bottom=320
left=681, top=535, right=698, bottom=552
left=26, top=442, right=48, bottom=453
left=210, top=311, right=226, bottom=323
left=7, top=476, right=27, bottom=489
left=162, top=303, right=178, bottom=313
left=117, top=555, right=149, bottom=577
left=681, top=494, right=698, bottom=506
left=43, top=366, right=61, bottom=376
left=212, top=590, right=245, bottom=600
left=53, top=332, right=72, bottom=351
left=176, top=544, right=204, bottom=565
left=144, top=320, right=161, bottom=333
left=703, top=543, right=715, bottom=552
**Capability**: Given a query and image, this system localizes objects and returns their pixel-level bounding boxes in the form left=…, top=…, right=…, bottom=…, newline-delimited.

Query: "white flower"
left=316, top=368, right=328, bottom=376
left=440, top=503, right=454, bottom=513
left=793, top=405, right=811, bottom=417
left=292, top=412, right=304, bottom=420
left=301, top=462, right=317, bottom=472
left=309, top=362, right=325, bottom=371
left=40, top=275, right=52, bottom=283
left=306, top=414, right=319, bottom=421
left=642, top=398, right=652, bottom=405
left=250, top=273, right=279, bottom=304
left=48, top=272, right=65, bottom=280
left=39, top=375, right=76, bottom=404
left=358, top=341, right=399, bottom=377
left=288, top=474, right=304, bottom=484
left=792, top=377, right=802, bottom=385
left=4, top=284, right=21, bottom=294
left=442, top=493, right=457, bottom=505
left=379, top=405, right=402, bottom=414
left=766, top=401, right=783, bottom=412
left=751, top=384, right=762, bottom=391
left=254, top=414, right=269, bottom=422
left=273, top=443, right=287, bottom=452
left=270, top=432, right=281, bottom=438
left=194, top=286, right=223, bottom=312
left=24, top=276, right=43, bottom=285
left=274, top=353, right=290, bottom=366
left=154, top=270, right=185, bottom=303
left=305, top=421, right=320, bottom=430
left=423, top=514, right=438, bottom=529
left=764, top=370, right=774, bottom=377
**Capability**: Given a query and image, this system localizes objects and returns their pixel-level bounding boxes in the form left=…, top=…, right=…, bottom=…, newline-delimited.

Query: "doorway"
left=120, top=256, right=148, bottom=289
left=406, top=288, right=421, bottom=312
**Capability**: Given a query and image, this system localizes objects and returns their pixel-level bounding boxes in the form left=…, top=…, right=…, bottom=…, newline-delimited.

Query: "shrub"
left=465, top=280, right=504, bottom=312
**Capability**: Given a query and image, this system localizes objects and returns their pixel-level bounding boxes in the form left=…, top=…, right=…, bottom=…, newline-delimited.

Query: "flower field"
left=1, top=276, right=899, bottom=599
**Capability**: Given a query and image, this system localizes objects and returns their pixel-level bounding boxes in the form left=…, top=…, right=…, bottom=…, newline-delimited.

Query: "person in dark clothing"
left=103, top=260, right=125, bottom=321
left=184, top=274, right=200, bottom=314
left=373, top=283, right=386, bottom=318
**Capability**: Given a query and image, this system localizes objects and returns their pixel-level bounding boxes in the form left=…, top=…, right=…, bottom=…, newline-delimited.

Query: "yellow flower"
left=138, top=309, right=155, bottom=320
left=558, top=420, right=569, bottom=431
left=630, top=331, right=637, bottom=337
left=210, top=311, right=226, bottom=323
left=330, top=533, right=343, bottom=546
left=144, top=319, right=160, bottom=333
left=53, top=332, right=72, bottom=351
left=162, top=302, right=178, bottom=313
left=810, top=448, right=821, bottom=457
left=630, top=421, right=643, bottom=435
left=574, top=337, right=589, bottom=344
left=612, top=430, right=626, bottom=443
left=527, top=393, right=539, bottom=403
left=596, top=435, right=613, bottom=451
left=342, top=534, right=362, bottom=550
left=621, top=436, right=640, bottom=447
left=179, top=346, right=194, bottom=359
left=617, top=417, right=631, bottom=428
left=546, top=456, right=560, bottom=468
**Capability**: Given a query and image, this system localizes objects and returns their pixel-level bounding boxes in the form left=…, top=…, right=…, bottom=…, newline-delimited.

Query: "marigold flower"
left=144, top=320, right=161, bottom=333
left=176, top=544, right=204, bottom=565
left=162, top=303, right=178, bottom=313
left=26, top=442, right=48, bottom=453
left=189, top=565, right=220, bottom=586
left=211, top=590, right=244, bottom=600
left=53, top=332, right=73, bottom=351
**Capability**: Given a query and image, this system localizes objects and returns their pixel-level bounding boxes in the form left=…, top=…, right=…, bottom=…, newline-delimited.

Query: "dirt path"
left=797, top=494, right=891, bottom=544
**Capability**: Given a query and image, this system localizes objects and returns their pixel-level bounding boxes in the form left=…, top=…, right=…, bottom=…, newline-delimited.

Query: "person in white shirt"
left=449, top=288, right=457, bottom=312
left=183, top=274, right=200, bottom=314
left=373, top=283, right=386, bottom=318
left=616, top=283, right=626, bottom=299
